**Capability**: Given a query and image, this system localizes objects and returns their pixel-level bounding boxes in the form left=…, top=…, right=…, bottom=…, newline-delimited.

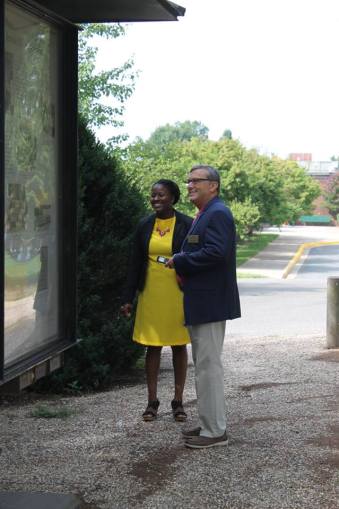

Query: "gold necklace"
left=156, top=225, right=170, bottom=237
left=155, top=217, right=172, bottom=237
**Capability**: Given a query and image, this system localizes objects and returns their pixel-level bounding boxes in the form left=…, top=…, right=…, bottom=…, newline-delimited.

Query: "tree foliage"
left=35, top=120, right=146, bottom=392
left=271, top=158, right=321, bottom=223
left=122, top=128, right=321, bottom=236
left=78, top=23, right=136, bottom=143
left=220, top=129, right=232, bottom=140
left=147, top=120, right=209, bottom=146
left=75, top=120, right=146, bottom=388
left=324, top=172, right=339, bottom=220
left=229, top=198, right=261, bottom=240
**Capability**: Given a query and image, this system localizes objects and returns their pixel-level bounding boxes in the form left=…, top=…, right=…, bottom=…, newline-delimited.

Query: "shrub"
left=34, top=120, right=145, bottom=392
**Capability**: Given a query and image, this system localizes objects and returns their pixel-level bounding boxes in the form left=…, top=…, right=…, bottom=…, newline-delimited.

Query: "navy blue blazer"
left=123, top=210, right=193, bottom=303
left=173, top=196, right=241, bottom=326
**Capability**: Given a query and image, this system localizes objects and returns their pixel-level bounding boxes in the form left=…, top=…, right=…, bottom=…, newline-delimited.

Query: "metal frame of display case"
left=0, top=1, right=4, bottom=383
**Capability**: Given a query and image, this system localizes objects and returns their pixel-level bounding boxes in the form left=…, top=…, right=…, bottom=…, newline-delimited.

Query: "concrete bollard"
left=326, top=277, right=339, bottom=348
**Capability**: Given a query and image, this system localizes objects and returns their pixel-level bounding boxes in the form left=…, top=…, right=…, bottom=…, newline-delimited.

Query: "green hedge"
left=34, top=120, right=145, bottom=392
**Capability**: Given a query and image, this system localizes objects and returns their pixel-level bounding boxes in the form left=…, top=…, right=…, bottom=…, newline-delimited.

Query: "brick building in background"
left=289, top=153, right=313, bottom=162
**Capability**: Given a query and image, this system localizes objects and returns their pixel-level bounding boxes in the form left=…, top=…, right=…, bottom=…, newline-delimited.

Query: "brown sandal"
left=171, top=400, right=187, bottom=422
left=142, top=399, right=160, bottom=421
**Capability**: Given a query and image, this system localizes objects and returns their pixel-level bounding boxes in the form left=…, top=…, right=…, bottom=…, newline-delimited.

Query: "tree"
left=220, top=129, right=232, bottom=140
left=324, top=172, right=339, bottom=220
left=78, top=23, right=137, bottom=143
left=274, top=159, right=321, bottom=223
left=229, top=198, right=261, bottom=240
left=147, top=120, right=209, bottom=145
left=123, top=131, right=321, bottom=233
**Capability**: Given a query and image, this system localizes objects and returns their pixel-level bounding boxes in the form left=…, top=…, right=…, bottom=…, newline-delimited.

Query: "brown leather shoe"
left=184, top=431, right=228, bottom=449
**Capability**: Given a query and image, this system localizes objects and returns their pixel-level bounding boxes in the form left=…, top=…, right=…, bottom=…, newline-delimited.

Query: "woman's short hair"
left=152, top=179, right=180, bottom=204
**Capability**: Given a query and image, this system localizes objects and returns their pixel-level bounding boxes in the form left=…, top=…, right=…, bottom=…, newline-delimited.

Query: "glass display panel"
left=4, top=1, right=60, bottom=366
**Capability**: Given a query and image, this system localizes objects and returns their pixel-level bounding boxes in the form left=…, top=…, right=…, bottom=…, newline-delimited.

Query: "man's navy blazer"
left=173, top=196, right=241, bottom=326
left=123, top=210, right=193, bottom=303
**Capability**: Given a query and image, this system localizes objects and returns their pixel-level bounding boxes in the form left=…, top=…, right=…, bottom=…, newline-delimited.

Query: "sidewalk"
left=237, top=225, right=339, bottom=279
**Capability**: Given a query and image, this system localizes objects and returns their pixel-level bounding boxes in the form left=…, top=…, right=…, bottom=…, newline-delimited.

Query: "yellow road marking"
left=282, top=241, right=339, bottom=279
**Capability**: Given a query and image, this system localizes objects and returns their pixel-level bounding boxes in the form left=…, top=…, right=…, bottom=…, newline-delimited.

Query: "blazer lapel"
left=142, top=215, right=155, bottom=252
left=181, top=197, right=220, bottom=247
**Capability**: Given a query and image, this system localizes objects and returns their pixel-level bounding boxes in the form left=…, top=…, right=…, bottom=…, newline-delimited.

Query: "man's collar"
left=198, top=195, right=220, bottom=213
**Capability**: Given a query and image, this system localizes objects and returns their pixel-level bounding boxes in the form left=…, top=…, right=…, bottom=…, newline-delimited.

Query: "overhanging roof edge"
left=31, top=0, right=186, bottom=23
left=158, top=0, right=186, bottom=18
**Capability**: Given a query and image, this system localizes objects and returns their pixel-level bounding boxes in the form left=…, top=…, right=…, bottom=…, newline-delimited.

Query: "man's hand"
left=120, top=303, right=133, bottom=317
left=165, top=257, right=175, bottom=268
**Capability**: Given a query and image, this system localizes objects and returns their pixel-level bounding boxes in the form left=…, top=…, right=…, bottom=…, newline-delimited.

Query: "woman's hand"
left=120, top=303, right=133, bottom=318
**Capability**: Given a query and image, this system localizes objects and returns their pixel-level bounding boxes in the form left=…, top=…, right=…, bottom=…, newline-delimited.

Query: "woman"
left=121, top=179, right=193, bottom=422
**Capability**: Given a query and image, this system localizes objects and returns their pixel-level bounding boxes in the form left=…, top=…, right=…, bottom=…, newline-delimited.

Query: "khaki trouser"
left=188, top=321, right=226, bottom=438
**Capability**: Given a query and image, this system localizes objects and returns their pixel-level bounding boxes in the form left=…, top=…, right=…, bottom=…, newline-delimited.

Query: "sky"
left=95, top=0, right=339, bottom=161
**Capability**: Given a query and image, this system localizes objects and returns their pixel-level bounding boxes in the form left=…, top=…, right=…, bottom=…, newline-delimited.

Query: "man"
left=166, top=165, right=240, bottom=449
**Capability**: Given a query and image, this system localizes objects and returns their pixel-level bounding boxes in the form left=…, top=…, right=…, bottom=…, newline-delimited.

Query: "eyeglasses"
left=185, top=178, right=212, bottom=185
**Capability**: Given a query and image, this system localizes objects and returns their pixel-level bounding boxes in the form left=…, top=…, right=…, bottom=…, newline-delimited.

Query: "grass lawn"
left=5, top=253, right=40, bottom=279
left=237, top=233, right=278, bottom=267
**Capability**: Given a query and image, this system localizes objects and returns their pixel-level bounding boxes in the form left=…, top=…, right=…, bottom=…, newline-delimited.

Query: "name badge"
left=188, top=234, right=199, bottom=244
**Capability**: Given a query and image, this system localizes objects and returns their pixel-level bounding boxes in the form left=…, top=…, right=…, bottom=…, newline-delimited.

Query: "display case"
left=0, top=0, right=78, bottom=388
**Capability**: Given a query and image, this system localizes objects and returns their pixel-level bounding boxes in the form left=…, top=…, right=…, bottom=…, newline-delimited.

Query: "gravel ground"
left=0, top=334, right=338, bottom=509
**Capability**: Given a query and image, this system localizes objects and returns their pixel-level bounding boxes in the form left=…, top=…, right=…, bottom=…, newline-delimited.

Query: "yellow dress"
left=133, top=216, right=190, bottom=346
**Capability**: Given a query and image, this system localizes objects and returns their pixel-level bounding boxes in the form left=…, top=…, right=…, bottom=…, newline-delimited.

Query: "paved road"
left=227, top=278, right=328, bottom=337
left=239, top=225, right=339, bottom=279
left=297, top=244, right=339, bottom=279
left=231, top=226, right=339, bottom=338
